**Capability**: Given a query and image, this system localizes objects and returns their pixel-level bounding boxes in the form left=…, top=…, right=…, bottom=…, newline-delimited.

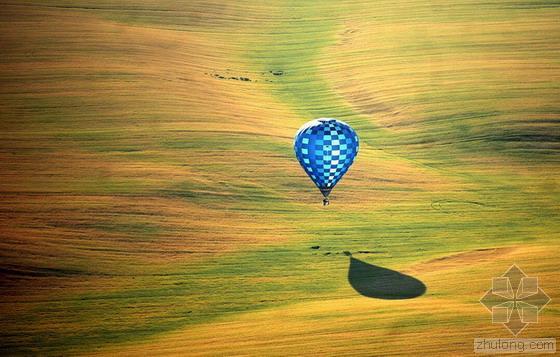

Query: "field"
left=1, top=1, right=559, bottom=355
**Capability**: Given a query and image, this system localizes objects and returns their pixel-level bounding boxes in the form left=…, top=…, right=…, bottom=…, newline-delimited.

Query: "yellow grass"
left=0, top=1, right=559, bottom=355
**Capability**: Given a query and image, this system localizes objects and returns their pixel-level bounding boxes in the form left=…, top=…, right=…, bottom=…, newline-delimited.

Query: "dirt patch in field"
left=410, top=247, right=516, bottom=274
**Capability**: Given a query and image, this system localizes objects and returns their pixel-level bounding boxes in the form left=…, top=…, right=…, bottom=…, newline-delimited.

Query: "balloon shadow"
left=347, top=257, right=426, bottom=299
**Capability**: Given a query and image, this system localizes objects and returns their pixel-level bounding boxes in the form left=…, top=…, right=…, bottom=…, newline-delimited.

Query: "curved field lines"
left=0, top=1, right=559, bottom=355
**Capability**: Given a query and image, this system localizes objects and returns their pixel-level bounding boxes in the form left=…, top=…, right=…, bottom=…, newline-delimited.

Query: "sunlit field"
left=1, top=1, right=559, bottom=355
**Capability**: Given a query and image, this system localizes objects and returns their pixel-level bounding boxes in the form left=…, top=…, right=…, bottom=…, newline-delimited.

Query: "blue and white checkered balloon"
left=294, top=118, right=359, bottom=205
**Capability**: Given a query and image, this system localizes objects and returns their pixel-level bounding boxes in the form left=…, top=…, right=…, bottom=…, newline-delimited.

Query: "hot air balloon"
left=294, top=118, right=359, bottom=205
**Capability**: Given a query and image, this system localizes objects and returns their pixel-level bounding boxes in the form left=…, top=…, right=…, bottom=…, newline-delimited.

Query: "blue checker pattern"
left=294, top=118, right=359, bottom=197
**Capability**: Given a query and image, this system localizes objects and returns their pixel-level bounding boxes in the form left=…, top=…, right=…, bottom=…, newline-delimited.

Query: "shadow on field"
left=347, top=257, right=426, bottom=299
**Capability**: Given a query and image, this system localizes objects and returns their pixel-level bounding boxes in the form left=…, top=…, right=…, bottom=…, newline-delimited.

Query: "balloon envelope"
left=294, top=118, right=359, bottom=202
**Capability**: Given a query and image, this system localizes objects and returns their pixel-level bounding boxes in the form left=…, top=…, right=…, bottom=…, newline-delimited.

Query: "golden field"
left=0, top=1, right=559, bottom=355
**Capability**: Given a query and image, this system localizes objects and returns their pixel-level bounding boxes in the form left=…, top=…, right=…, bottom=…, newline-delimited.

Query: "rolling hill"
left=1, top=1, right=559, bottom=355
